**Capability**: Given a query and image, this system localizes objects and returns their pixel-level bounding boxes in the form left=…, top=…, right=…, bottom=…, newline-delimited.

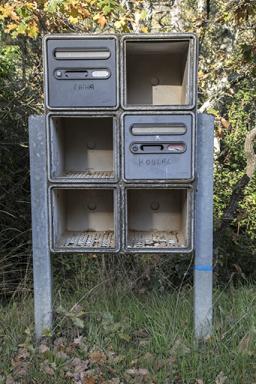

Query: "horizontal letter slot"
left=141, top=144, right=164, bottom=152
left=54, top=49, right=111, bottom=60
left=131, top=124, right=187, bottom=136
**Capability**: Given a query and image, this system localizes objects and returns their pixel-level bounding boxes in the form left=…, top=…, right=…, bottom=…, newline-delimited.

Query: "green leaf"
left=72, top=317, right=85, bottom=329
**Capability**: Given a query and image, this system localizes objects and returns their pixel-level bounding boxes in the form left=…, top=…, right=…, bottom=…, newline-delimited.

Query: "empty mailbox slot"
left=50, top=116, right=115, bottom=180
left=126, top=189, right=190, bottom=249
left=125, top=41, right=190, bottom=106
left=52, top=189, right=115, bottom=249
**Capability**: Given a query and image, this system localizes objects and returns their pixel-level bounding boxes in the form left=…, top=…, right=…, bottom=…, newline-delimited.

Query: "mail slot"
left=124, top=187, right=193, bottom=252
left=43, top=35, right=118, bottom=109
left=54, top=49, right=111, bottom=60
left=121, top=34, right=197, bottom=110
left=48, top=114, right=118, bottom=182
left=50, top=187, right=119, bottom=252
left=122, top=113, right=194, bottom=182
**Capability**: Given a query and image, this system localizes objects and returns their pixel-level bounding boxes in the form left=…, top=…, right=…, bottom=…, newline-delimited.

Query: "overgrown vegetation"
left=0, top=1, right=256, bottom=288
left=1, top=285, right=256, bottom=383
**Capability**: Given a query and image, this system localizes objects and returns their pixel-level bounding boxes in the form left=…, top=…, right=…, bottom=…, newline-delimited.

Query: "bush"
left=0, top=0, right=256, bottom=294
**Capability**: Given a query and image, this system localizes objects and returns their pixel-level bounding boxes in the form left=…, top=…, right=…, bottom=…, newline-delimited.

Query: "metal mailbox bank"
left=29, top=33, right=214, bottom=340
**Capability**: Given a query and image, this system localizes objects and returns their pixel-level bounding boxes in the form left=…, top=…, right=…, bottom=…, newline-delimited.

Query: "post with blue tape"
left=194, top=113, right=215, bottom=339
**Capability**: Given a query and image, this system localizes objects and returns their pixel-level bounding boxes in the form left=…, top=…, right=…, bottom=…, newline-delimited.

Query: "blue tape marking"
left=194, top=265, right=213, bottom=272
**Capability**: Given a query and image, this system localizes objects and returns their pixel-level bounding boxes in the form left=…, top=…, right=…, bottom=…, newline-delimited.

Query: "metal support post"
left=29, top=115, right=52, bottom=339
left=194, top=113, right=214, bottom=339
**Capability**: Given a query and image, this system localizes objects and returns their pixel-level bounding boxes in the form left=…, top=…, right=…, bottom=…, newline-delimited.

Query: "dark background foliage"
left=0, top=0, right=256, bottom=295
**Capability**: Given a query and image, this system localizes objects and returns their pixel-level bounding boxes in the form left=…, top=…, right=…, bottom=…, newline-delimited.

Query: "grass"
left=0, top=284, right=256, bottom=383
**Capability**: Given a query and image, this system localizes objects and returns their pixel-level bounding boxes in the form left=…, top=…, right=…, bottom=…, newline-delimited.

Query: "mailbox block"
left=43, top=33, right=198, bottom=253
left=31, top=33, right=215, bottom=339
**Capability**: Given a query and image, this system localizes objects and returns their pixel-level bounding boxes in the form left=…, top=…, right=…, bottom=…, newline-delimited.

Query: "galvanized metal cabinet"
left=30, top=33, right=214, bottom=339
left=43, top=33, right=198, bottom=254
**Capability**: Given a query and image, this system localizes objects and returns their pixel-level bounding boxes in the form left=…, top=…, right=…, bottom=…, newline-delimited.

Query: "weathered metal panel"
left=194, top=113, right=214, bottom=339
left=29, top=115, right=52, bottom=339
left=43, top=34, right=119, bottom=110
left=122, top=112, right=195, bottom=182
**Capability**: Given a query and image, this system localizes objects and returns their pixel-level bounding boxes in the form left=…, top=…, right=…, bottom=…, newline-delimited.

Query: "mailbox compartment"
left=50, top=187, right=119, bottom=252
left=48, top=114, right=118, bottom=182
left=44, top=35, right=118, bottom=109
left=121, top=34, right=197, bottom=110
left=124, top=186, right=193, bottom=252
left=123, top=113, right=194, bottom=182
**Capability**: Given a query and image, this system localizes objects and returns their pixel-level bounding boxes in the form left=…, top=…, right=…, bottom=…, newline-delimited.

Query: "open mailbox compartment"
left=124, top=187, right=193, bottom=252
left=50, top=187, right=119, bottom=252
left=121, top=34, right=197, bottom=109
left=48, top=114, right=118, bottom=182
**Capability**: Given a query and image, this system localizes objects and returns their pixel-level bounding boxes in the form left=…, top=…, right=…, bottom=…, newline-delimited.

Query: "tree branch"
left=217, top=127, right=256, bottom=233
left=245, top=127, right=256, bottom=178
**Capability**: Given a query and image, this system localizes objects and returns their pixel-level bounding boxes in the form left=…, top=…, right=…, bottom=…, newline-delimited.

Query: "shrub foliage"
left=0, top=0, right=255, bottom=292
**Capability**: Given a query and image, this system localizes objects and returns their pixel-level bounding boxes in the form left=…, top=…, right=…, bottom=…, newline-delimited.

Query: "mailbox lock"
left=130, top=142, right=186, bottom=154
left=131, top=144, right=139, bottom=152
left=54, top=69, right=110, bottom=80
left=141, top=144, right=163, bottom=152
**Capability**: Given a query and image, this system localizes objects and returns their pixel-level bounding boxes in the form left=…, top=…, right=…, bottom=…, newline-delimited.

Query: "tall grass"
left=0, top=284, right=256, bottom=383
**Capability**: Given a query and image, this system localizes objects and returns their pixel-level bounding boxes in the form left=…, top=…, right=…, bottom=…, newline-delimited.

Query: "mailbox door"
left=44, top=35, right=118, bottom=109
left=123, top=113, right=194, bottom=181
